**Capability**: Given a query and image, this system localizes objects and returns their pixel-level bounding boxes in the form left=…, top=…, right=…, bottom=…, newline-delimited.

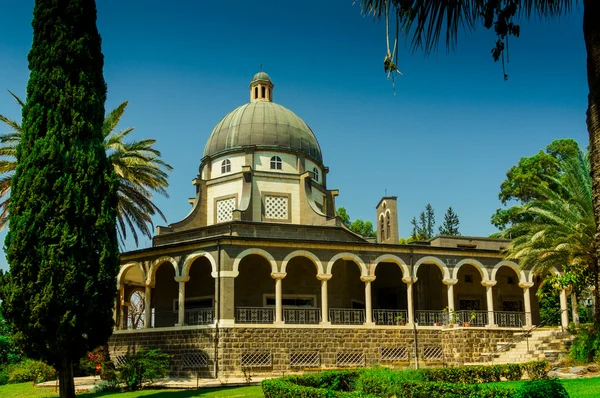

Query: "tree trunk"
left=58, top=358, right=75, bottom=398
left=571, top=292, right=580, bottom=326
left=584, top=0, right=600, bottom=326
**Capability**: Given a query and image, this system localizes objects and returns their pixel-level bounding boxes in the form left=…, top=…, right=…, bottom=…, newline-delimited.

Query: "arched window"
left=313, top=167, right=319, bottom=182
left=386, top=213, right=391, bottom=239
left=221, top=159, right=231, bottom=174
left=254, top=87, right=258, bottom=99
left=270, top=156, right=282, bottom=170
left=261, top=86, right=266, bottom=98
left=380, top=216, right=385, bottom=241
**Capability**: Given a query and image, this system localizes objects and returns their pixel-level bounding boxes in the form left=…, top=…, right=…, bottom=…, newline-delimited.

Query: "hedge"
left=419, top=361, right=547, bottom=383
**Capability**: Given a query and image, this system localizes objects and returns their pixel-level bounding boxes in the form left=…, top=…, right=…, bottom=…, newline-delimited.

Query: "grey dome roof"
left=203, top=101, right=323, bottom=163
left=251, top=71, right=271, bottom=83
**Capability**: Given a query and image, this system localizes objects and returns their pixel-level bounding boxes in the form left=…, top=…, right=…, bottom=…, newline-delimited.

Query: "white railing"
left=283, top=308, right=321, bottom=324
left=415, top=310, right=445, bottom=326
left=373, top=309, right=408, bottom=325
left=494, top=311, right=525, bottom=327
left=456, top=310, right=488, bottom=326
left=185, top=308, right=214, bottom=325
left=329, top=308, right=365, bottom=325
left=236, top=307, right=274, bottom=324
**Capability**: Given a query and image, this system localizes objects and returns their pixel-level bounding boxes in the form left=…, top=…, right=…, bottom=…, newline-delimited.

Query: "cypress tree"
left=439, top=206, right=461, bottom=236
left=0, top=1, right=119, bottom=397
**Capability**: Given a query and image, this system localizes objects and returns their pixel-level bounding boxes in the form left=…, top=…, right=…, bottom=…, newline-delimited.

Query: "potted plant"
left=394, top=314, right=405, bottom=326
left=443, top=307, right=457, bottom=328
left=465, top=310, right=477, bottom=327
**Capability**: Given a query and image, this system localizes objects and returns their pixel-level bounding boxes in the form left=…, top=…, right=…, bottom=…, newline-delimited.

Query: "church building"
left=109, top=72, right=569, bottom=377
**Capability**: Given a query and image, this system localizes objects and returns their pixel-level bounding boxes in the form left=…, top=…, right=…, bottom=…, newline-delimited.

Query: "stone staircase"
left=481, top=327, right=574, bottom=364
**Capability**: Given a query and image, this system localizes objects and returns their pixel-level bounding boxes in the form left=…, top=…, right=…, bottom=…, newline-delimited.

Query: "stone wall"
left=109, top=326, right=519, bottom=378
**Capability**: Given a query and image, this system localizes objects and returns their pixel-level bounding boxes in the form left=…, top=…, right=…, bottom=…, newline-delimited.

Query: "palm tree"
left=360, top=0, right=600, bottom=323
left=501, top=149, right=598, bottom=322
left=0, top=93, right=172, bottom=247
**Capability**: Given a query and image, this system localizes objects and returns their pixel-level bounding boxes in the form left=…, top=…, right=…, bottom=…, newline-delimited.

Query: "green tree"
left=0, top=95, right=172, bottom=247
left=439, top=206, right=460, bottom=235
left=425, top=203, right=435, bottom=238
left=336, top=206, right=377, bottom=238
left=501, top=149, right=599, bottom=322
left=492, top=139, right=579, bottom=230
left=359, top=0, right=600, bottom=321
left=0, top=1, right=120, bottom=397
left=411, top=203, right=435, bottom=239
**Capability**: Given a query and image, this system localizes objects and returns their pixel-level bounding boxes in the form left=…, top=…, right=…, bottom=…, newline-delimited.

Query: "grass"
left=0, top=383, right=264, bottom=397
left=488, top=376, right=600, bottom=398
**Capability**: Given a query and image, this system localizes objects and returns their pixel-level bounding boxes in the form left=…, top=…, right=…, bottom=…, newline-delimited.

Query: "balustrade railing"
left=494, top=311, right=525, bottom=327
left=373, top=309, right=408, bottom=325
left=329, top=308, right=365, bottom=325
left=456, top=310, right=488, bottom=326
left=236, top=307, right=274, bottom=324
left=283, top=308, right=321, bottom=324
left=185, top=308, right=214, bottom=325
left=415, top=310, right=445, bottom=326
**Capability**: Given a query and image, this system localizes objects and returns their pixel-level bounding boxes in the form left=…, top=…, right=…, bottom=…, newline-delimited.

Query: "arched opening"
left=455, top=263, right=487, bottom=326
left=328, top=259, right=364, bottom=324
left=493, top=266, right=525, bottom=327
left=386, top=213, right=390, bottom=240
left=127, top=289, right=146, bottom=329
left=153, top=262, right=178, bottom=327
left=282, top=256, right=321, bottom=324
left=234, top=254, right=274, bottom=323
left=372, top=262, right=407, bottom=325
left=261, top=86, right=266, bottom=98
left=414, top=263, right=446, bottom=325
left=254, top=86, right=258, bottom=99
left=379, top=216, right=385, bottom=241
left=185, top=257, right=215, bottom=325
left=117, top=264, right=145, bottom=330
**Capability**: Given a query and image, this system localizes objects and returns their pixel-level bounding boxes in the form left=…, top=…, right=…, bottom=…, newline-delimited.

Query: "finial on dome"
left=250, top=70, right=274, bottom=102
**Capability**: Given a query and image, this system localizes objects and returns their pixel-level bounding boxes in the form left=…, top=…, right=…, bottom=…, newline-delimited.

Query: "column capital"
left=145, top=281, right=155, bottom=288
left=271, top=272, right=287, bottom=280
left=360, top=275, right=376, bottom=283
left=174, top=276, right=190, bottom=283
left=442, top=278, right=458, bottom=286
left=317, top=273, right=332, bottom=281
left=402, top=276, right=417, bottom=284
left=518, top=282, right=534, bottom=289
left=481, top=280, right=497, bottom=287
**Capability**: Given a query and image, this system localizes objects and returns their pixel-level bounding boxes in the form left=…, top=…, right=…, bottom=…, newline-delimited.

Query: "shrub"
left=92, top=380, right=122, bottom=394
left=8, top=359, right=55, bottom=384
left=522, top=361, right=548, bottom=380
left=353, top=367, right=422, bottom=397
left=569, top=325, right=600, bottom=363
left=500, top=363, right=523, bottom=381
left=116, top=347, right=170, bottom=391
left=516, top=378, right=569, bottom=398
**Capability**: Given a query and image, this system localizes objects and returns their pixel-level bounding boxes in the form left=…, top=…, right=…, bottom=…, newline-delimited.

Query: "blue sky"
left=0, top=1, right=588, bottom=270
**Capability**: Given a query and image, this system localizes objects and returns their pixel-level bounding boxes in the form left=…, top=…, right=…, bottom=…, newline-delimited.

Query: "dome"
left=203, top=100, right=323, bottom=163
left=251, top=71, right=271, bottom=84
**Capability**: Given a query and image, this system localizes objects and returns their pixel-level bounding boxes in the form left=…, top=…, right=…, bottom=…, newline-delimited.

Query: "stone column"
left=482, top=280, right=497, bottom=327
left=174, top=276, right=190, bottom=326
left=519, top=282, right=535, bottom=327
left=361, top=276, right=376, bottom=325
left=117, top=286, right=125, bottom=330
left=217, top=275, right=236, bottom=327
left=571, top=291, right=580, bottom=326
left=442, top=278, right=458, bottom=312
left=317, top=273, right=332, bottom=325
left=271, top=272, right=286, bottom=325
left=144, top=283, right=152, bottom=328
left=403, top=277, right=417, bottom=326
left=559, top=289, right=569, bottom=328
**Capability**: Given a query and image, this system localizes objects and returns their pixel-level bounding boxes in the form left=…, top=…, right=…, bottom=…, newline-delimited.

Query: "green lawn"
left=488, top=377, right=600, bottom=398
left=0, top=383, right=264, bottom=398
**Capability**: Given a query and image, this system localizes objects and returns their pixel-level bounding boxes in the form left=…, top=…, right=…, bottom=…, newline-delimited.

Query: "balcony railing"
left=494, top=311, right=525, bottom=327
left=236, top=307, right=274, bottom=324
left=456, top=310, right=488, bottom=326
left=185, top=308, right=214, bottom=325
left=415, top=310, right=445, bottom=326
left=329, top=308, right=365, bottom=325
left=373, top=309, right=408, bottom=325
left=283, top=308, right=321, bottom=324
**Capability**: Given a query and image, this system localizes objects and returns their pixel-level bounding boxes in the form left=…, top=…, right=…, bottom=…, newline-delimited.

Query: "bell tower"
left=376, top=196, right=399, bottom=244
left=249, top=70, right=274, bottom=102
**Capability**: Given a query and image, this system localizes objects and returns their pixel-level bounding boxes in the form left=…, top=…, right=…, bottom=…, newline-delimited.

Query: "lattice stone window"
left=181, top=351, right=209, bottom=369
left=290, top=351, right=320, bottom=368
left=216, top=197, right=236, bottom=223
left=265, top=195, right=288, bottom=220
left=380, top=347, right=409, bottom=361
left=336, top=352, right=365, bottom=367
left=240, top=351, right=272, bottom=368
left=422, top=346, right=444, bottom=361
